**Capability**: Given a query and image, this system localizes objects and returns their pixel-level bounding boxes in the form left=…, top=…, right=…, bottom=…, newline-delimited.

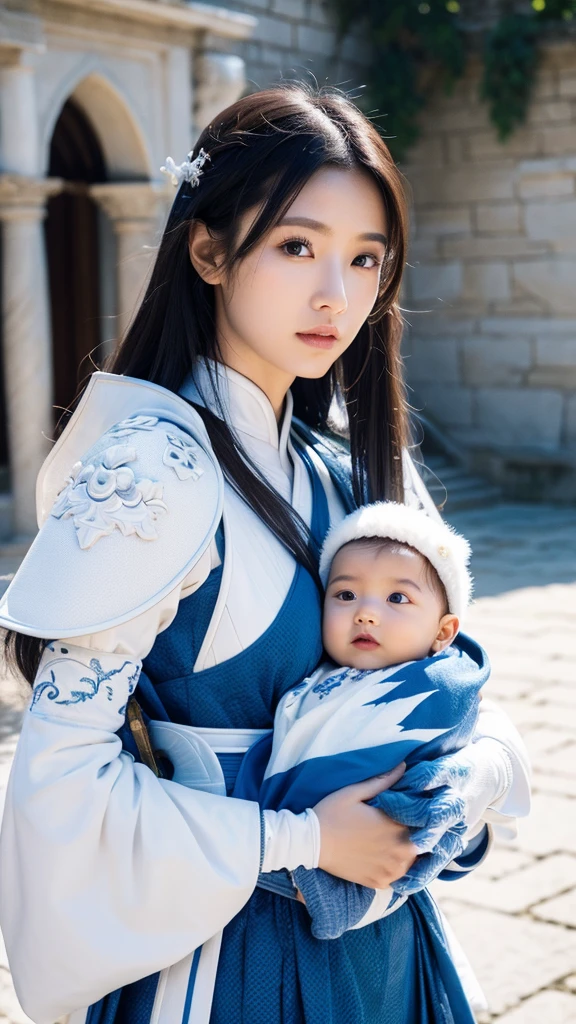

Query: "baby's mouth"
left=351, top=633, right=380, bottom=651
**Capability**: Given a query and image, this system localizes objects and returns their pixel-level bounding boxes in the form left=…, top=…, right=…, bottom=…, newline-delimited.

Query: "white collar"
left=179, top=360, right=294, bottom=475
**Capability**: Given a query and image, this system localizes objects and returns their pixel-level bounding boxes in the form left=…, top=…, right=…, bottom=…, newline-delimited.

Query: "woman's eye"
left=281, top=238, right=313, bottom=258
left=388, top=592, right=409, bottom=605
left=353, top=253, right=382, bottom=269
left=335, top=590, right=356, bottom=602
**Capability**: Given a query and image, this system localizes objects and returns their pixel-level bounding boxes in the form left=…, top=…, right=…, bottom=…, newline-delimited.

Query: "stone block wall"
left=203, top=0, right=366, bottom=94
left=402, top=41, right=576, bottom=494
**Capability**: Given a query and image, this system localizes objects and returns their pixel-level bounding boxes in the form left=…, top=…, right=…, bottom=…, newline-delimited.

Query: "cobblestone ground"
left=0, top=502, right=575, bottom=1023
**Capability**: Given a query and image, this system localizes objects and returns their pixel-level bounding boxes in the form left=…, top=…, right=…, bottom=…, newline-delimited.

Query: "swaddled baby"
left=248, top=502, right=489, bottom=938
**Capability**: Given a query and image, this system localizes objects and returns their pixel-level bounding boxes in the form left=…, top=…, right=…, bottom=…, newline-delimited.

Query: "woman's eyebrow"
left=278, top=216, right=387, bottom=246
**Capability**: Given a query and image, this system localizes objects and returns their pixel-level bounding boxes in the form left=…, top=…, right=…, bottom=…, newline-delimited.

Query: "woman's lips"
left=296, top=332, right=338, bottom=350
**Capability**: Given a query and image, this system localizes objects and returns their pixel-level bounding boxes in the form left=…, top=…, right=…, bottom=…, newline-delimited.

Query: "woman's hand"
left=314, top=763, right=417, bottom=889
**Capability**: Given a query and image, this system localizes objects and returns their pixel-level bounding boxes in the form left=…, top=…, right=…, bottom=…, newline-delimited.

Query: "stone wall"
left=402, top=41, right=576, bottom=498
left=202, top=0, right=366, bottom=96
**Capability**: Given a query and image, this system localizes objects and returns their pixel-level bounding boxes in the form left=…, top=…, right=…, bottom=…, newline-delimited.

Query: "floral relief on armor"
left=108, top=415, right=159, bottom=437
left=163, top=433, right=205, bottom=481
left=51, top=443, right=167, bottom=549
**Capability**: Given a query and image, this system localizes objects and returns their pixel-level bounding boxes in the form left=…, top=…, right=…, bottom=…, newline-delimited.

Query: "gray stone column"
left=0, top=59, right=39, bottom=176
left=0, top=176, right=62, bottom=537
left=91, top=182, right=168, bottom=340
left=194, top=52, right=246, bottom=135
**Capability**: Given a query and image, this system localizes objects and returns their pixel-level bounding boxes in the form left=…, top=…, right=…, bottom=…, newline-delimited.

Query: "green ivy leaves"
left=480, top=14, right=540, bottom=141
left=531, top=0, right=576, bottom=18
left=326, top=0, right=576, bottom=158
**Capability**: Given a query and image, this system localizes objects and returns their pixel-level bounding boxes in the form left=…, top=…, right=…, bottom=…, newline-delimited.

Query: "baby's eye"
left=352, top=253, right=382, bottom=269
left=335, top=590, right=356, bottom=602
left=388, top=592, right=409, bottom=605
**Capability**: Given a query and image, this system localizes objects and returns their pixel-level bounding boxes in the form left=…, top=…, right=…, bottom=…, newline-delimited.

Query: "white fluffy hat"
left=319, top=502, right=473, bottom=620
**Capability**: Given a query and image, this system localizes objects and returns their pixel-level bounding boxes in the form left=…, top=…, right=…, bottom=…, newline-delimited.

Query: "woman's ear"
left=430, top=614, right=459, bottom=653
left=188, top=220, right=224, bottom=285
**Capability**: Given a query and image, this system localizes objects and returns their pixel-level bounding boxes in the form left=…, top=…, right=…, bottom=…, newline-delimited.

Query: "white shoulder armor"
left=0, top=372, right=223, bottom=638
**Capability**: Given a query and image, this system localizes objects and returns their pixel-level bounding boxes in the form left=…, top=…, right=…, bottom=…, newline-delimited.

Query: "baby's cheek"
left=322, top=606, right=347, bottom=661
left=321, top=609, right=333, bottom=652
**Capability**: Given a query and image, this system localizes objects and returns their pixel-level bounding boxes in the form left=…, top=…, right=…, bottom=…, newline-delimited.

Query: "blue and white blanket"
left=239, top=633, right=488, bottom=939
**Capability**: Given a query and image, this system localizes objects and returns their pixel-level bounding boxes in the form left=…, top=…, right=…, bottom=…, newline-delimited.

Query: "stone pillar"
left=194, top=52, right=246, bottom=135
left=0, top=57, right=39, bottom=175
left=0, top=176, right=62, bottom=537
left=90, top=182, right=168, bottom=340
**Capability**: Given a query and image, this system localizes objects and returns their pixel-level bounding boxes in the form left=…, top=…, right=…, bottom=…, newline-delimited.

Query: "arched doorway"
left=45, top=98, right=106, bottom=424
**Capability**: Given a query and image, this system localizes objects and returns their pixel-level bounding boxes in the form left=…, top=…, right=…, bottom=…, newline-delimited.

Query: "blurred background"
left=0, top=1, right=575, bottom=1021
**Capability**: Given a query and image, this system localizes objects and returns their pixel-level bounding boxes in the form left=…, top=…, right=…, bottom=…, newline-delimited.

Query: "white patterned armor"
left=0, top=372, right=223, bottom=638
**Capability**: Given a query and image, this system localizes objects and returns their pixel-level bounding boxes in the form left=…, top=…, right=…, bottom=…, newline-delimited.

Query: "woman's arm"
left=470, top=697, right=531, bottom=835
left=0, top=638, right=318, bottom=1024
left=436, top=697, right=531, bottom=881
left=339, top=699, right=531, bottom=931
left=358, top=700, right=530, bottom=925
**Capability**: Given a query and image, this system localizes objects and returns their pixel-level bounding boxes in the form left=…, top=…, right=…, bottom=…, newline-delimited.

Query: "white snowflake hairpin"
left=160, top=148, right=211, bottom=188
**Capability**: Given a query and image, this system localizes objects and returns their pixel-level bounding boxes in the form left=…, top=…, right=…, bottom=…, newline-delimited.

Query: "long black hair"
left=5, top=83, right=411, bottom=684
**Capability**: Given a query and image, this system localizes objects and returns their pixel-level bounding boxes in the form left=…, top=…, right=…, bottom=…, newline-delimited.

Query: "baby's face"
left=323, top=541, right=457, bottom=670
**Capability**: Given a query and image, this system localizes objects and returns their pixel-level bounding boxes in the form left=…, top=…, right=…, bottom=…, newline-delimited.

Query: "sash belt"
left=152, top=724, right=399, bottom=911
left=189, top=727, right=299, bottom=901
left=215, top=751, right=246, bottom=795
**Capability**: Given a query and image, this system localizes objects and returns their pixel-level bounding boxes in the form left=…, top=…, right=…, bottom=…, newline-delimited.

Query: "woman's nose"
left=312, top=263, right=348, bottom=315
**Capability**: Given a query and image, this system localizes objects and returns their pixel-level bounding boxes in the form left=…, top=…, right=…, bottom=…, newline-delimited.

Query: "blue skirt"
left=210, top=887, right=475, bottom=1024
left=88, top=885, right=475, bottom=1024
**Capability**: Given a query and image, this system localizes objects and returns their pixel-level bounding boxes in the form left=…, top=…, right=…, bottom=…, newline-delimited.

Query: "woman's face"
left=205, top=165, right=389, bottom=411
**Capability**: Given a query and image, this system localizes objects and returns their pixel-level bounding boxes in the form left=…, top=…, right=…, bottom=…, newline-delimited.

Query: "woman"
left=0, top=85, right=529, bottom=1024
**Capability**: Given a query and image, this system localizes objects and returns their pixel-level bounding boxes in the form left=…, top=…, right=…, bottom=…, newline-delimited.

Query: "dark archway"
left=45, top=98, right=107, bottom=424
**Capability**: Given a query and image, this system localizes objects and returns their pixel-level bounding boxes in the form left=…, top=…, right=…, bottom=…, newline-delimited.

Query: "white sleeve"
left=0, top=613, right=261, bottom=1024
left=473, top=697, right=531, bottom=839
left=0, top=537, right=321, bottom=1024
left=261, top=808, right=320, bottom=872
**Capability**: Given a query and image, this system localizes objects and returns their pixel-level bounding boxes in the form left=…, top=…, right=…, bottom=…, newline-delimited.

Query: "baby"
left=322, top=512, right=461, bottom=676
left=250, top=502, right=489, bottom=938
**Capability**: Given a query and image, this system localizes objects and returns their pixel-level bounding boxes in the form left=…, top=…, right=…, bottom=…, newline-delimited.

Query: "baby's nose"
left=355, top=609, right=378, bottom=625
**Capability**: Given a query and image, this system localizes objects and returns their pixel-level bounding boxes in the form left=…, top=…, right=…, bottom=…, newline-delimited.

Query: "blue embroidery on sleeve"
left=31, top=657, right=140, bottom=715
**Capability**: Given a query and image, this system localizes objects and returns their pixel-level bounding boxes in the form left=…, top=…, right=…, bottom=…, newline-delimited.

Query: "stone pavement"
left=0, top=502, right=575, bottom=1023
